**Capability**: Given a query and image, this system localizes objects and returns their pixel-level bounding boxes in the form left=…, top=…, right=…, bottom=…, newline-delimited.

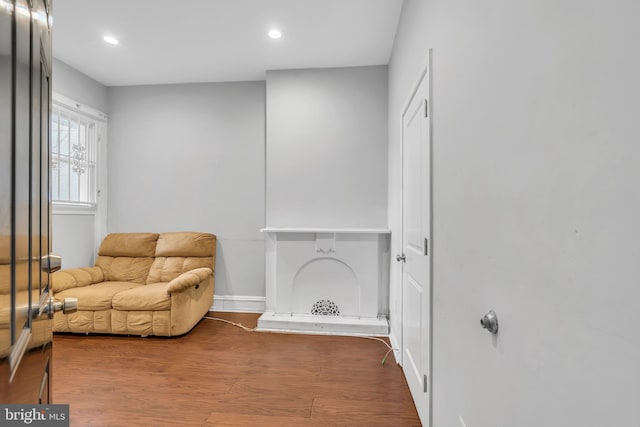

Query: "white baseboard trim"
left=210, top=295, right=266, bottom=313
left=389, top=327, right=401, bottom=365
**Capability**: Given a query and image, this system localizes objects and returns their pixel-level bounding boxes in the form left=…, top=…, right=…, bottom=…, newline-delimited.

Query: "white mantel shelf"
left=260, top=227, right=391, bottom=234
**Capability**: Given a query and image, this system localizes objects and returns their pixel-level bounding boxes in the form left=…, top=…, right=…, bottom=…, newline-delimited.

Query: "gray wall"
left=266, top=66, right=388, bottom=228
left=107, top=82, right=266, bottom=298
left=389, top=1, right=640, bottom=426
left=53, top=58, right=108, bottom=112
left=51, top=59, right=108, bottom=269
left=51, top=215, right=96, bottom=268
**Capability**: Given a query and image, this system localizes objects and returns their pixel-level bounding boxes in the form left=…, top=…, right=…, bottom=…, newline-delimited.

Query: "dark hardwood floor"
left=53, top=312, right=421, bottom=426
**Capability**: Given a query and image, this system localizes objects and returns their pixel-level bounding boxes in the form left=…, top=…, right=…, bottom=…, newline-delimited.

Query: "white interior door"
left=401, top=63, right=431, bottom=425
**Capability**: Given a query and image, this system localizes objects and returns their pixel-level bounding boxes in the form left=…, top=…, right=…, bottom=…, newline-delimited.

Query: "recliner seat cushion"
left=111, top=282, right=171, bottom=311
left=55, top=281, right=143, bottom=310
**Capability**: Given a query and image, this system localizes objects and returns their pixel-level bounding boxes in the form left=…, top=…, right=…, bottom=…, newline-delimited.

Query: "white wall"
left=389, top=1, right=640, bottom=426
left=51, top=59, right=108, bottom=269
left=107, top=82, right=266, bottom=299
left=51, top=215, right=96, bottom=268
left=266, top=66, right=388, bottom=228
left=53, top=59, right=108, bottom=113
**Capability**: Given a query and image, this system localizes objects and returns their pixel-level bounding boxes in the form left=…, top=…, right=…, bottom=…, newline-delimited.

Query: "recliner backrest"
left=146, top=232, right=216, bottom=284
left=95, top=233, right=159, bottom=284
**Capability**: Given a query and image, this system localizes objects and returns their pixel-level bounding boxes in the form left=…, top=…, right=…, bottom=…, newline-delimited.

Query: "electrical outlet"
left=459, top=415, right=467, bottom=427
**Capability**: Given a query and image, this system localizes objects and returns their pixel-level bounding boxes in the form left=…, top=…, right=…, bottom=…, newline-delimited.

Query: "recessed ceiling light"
left=268, top=29, right=282, bottom=39
left=103, top=35, right=119, bottom=45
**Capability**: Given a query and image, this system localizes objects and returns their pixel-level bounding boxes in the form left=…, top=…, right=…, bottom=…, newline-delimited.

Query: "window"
left=51, top=101, right=102, bottom=207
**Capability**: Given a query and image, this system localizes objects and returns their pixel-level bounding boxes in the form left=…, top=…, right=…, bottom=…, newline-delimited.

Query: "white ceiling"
left=52, top=0, right=404, bottom=87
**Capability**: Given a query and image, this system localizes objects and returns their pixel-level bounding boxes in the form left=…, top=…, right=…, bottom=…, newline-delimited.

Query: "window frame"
left=51, top=94, right=107, bottom=215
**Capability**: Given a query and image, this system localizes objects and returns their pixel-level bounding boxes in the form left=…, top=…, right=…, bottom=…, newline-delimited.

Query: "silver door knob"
left=480, top=310, right=498, bottom=334
left=51, top=297, right=78, bottom=315
left=29, top=297, right=78, bottom=319
left=396, top=254, right=406, bottom=262
left=41, top=254, right=62, bottom=273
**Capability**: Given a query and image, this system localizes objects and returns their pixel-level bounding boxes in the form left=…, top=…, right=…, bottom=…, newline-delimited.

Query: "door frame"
left=0, top=0, right=54, bottom=402
left=396, top=48, right=433, bottom=426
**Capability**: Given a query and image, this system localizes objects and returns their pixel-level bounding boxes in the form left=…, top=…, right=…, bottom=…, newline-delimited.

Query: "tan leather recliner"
left=52, top=231, right=215, bottom=336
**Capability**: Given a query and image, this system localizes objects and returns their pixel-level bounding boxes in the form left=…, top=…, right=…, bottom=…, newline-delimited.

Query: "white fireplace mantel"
left=257, top=227, right=390, bottom=336
left=261, top=227, right=391, bottom=234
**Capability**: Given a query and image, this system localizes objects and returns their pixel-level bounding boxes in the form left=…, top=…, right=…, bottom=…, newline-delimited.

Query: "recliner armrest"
left=51, top=267, right=105, bottom=293
left=166, top=268, right=212, bottom=294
